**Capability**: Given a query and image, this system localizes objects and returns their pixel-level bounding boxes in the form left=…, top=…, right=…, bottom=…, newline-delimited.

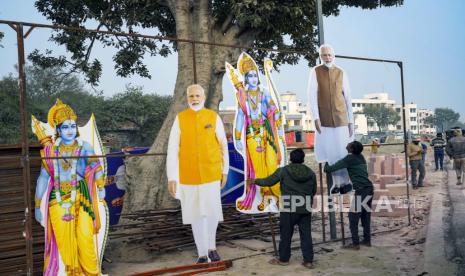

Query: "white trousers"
left=315, top=126, right=354, bottom=188
left=191, top=216, right=219, bottom=257
left=177, top=181, right=224, bottom=224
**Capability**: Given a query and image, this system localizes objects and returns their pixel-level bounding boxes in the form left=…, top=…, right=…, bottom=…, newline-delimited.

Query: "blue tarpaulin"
left=104, top=143, right=245, bottom=225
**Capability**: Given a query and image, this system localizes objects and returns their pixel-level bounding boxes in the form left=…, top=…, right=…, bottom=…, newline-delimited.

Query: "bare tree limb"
left=220, top=13, right=234, bottom=34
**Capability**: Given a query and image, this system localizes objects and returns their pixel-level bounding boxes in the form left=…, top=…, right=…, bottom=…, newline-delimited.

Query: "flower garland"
left=245, top=89, right=264, bottom=152
left=52, top=137, right=83, bottom=221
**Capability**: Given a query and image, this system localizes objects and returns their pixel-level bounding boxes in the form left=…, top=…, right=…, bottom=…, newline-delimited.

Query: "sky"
left=0, top=0, right=464, bottom=119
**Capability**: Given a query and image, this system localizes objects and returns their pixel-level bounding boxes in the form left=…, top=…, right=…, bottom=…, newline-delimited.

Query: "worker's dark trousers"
left=279, top=212, right=313, bottom=262
left=348, top=187, right=374, bottom=245
left=434, top=151, right=444, bottom=170
left=410, top=160, right=426, bottom=187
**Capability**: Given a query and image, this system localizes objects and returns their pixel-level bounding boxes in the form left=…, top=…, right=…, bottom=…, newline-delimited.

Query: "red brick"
left=383, top=156, right=393, bottom=175
left=371, top=198, right=413, bottom=217
left=373, top=189, right=390, bottom=200
left=379, top=181, right=386, bottom=190
left=379, top=175, right=402, bottom=186
left=369, top=174, right=380, bottom=183
left=368, top=155, right=385, bottom=175
left=393, top=157, right=406, bottom=176
left=385, top=183, right=408, bottom=196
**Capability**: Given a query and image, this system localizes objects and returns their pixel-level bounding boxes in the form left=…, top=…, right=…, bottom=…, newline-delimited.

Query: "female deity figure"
left=226, top=53, right=285, bottom=212
left=32, top=99, right=108, bottom=276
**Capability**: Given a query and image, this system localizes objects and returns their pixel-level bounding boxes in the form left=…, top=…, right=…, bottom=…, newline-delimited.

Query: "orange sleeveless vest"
left=178, top=108, right=223, bottom=184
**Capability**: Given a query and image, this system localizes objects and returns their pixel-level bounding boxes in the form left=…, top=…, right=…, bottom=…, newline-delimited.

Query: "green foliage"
left=426, top=108, right=461, bottom=132
left=0, top=65, right=103, bottom=144
left=363, top=104, right=401, bottom=132
left=0, top=74, right=21, bottom=143
left=32, top=0, right=403, bottom=84
left=0, top=65, right=171, bottom=145
left=102, top=85, right=172, bottom=146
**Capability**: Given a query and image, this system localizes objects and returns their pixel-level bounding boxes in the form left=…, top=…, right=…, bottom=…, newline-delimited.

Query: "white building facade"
left=418, top=109, right=436, bottom=135
left=350, top=93, right=420, bottom=135
left=394, top=103, right=419, bottom=135
left=280, top=92, right=314, bottom=131
left=352, top=93, right=397, bottom=134
left=223, top=92, right=425, bottom=136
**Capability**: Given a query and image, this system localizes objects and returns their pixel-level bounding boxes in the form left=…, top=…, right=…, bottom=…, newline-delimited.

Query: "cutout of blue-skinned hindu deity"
left=32, top=99, right=109, bottom=276
left=225, top=53, right=286, bottom=213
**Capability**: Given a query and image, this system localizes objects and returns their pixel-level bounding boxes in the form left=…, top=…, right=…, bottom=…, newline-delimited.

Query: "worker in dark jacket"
left=324, top=141, right=374, bottom=250
left=446, top=128, right=465, bottom=185
left=251, top=148, right=317, bottom=269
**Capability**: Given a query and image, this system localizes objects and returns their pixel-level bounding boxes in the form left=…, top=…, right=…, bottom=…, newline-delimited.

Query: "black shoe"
left=340, top=183, right=353, bottom=194
left=342, top=243, right=360, bottom=250
left=196, top=256, right=209, bottom=264
left=331, top=186, right=340, bottom=194
left=360, top=240, right=372, bottom=247
left=208, top=250, right=221, bottom=262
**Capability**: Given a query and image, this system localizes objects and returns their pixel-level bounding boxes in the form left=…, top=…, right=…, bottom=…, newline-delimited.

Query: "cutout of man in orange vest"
left=166, top=84, right=229, bottom=264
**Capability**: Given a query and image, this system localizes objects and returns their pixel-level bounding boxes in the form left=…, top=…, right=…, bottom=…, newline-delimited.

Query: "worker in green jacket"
left=251, top=148, right=317, bottom=269
left=325, top=141, right=374, bottom=250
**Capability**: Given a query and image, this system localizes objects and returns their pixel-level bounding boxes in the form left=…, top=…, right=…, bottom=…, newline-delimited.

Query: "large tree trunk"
left=123, top=1, right=254, bottom=214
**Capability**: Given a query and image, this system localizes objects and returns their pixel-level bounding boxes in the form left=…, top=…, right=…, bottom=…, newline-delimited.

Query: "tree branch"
left=220, top=13, right=234, bottom=34
left=83, top=23, right=104, bottom=63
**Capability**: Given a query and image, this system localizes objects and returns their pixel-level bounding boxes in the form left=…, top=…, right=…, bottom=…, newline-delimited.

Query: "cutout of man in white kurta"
left=307, top=45, right=354, bottom=192
left=166, top=84, right=229, bottom=263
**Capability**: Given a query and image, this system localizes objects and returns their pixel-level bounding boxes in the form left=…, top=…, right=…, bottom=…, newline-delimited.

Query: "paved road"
left=446, top=167, right=465, bottom=275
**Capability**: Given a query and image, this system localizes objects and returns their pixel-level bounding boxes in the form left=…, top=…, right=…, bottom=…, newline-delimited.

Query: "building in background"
left=351, top=93, right=420, bottom=135
left=280, top=92, right=315, bottom=147
left=220, top=92, right=428, bottom=145
left=280, top=92, right=314, bottom=132
left=395, top=103, right=419, bottom=134
left=418, top=108, right=436, bottom=135
left=352, top=93, right=397, bottom=134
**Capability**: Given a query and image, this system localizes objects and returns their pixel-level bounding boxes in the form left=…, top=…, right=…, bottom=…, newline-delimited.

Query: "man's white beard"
left=324, top=61, right=334, bottom=68
left=189, top=100, right=205, bottom=111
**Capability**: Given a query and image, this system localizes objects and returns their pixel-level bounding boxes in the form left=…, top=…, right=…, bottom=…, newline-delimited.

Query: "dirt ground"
left=104, top=149, right=441, bottom=276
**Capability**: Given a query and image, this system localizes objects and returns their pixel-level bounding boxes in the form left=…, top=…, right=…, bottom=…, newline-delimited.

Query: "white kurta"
left=307, top=65, right=354, bottom=187
left=166, top=111, right=229, bottom=224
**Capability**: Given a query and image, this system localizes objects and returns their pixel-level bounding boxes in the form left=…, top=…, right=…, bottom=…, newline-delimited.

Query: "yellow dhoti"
left=47, top=182, right=99, bottom=276
left=246, top=134, right=280, bottom=210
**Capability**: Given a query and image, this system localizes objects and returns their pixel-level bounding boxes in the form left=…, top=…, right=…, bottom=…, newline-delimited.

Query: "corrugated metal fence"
left=0, top=144, right=43, bottom=275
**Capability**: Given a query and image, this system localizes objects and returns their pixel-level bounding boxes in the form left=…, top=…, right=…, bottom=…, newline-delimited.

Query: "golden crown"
left=237, top=52, right=259, bottom=76
left=47, top=99, right=77, bottom=128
